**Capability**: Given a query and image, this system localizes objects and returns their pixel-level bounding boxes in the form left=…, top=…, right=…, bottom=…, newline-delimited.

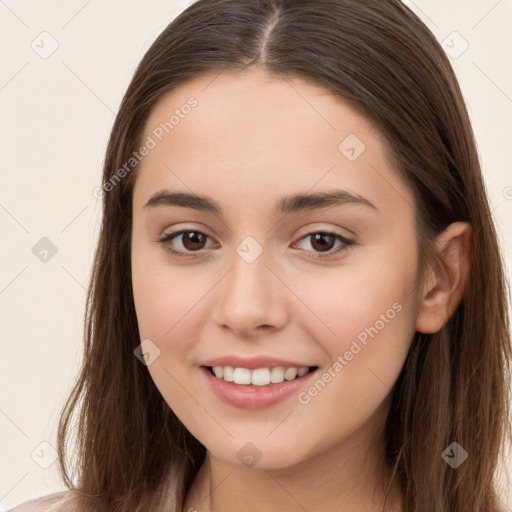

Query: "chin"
left=205, top=435, right=314, bottom=471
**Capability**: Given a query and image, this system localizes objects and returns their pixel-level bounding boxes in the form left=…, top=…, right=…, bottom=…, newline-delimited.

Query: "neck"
left=183, top=399, right=403, bottom=512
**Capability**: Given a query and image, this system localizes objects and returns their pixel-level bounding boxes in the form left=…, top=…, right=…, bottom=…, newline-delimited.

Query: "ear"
left=415, top=222, right=472, bottom=334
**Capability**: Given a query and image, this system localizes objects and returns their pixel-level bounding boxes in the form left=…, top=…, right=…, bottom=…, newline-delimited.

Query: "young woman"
left=11, top=0, right=511, bottom=511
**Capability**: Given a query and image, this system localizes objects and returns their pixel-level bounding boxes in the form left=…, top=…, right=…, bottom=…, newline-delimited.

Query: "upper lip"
left=201, top=355, right=317, bottom=370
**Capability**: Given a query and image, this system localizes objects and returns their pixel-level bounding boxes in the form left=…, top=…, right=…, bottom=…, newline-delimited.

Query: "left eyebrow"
left=276, top=189, right=378, bottom=214
left=143, top=189, right=378, bottom=215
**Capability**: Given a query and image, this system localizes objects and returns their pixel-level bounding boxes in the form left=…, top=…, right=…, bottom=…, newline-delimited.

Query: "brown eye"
left=294, top=231, right=354, bottom=259
left=158, top=229, right=354, bottom=260
left=158, top=230, right=215, bottom=257
left=181, top=231, right=208, bottom=251
left=309, top=233, right=336, bottom=252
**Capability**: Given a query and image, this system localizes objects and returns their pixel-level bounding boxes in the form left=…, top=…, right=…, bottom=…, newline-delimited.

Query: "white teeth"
left=251, top=368, right=271, bottom=386
left=233, top=367, right=251, bottom=385
left=209, top=365, right=312, bottom=385
left=284, top=368, right=298, bottom=380
left=270, top=367, right=285, bottom=383
left=223, top=366, right=234, bottom=382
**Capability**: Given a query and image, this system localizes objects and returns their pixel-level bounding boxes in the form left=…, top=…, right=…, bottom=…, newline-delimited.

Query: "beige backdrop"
left=1, top=0, right=511, bottom=509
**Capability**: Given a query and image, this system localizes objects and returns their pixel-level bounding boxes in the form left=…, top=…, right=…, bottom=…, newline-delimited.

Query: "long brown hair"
left=56, top=1, right=512, bottom=510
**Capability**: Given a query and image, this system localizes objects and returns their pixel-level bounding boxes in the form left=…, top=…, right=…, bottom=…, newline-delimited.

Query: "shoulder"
left=8, top=490, right=81, bottom=512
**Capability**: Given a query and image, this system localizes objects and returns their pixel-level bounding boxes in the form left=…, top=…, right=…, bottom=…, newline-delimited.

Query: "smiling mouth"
left=204, top=365, right=318, bottom=386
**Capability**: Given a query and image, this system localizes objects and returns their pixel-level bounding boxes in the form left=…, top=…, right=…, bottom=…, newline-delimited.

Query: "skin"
left=130, top=67, right=471, bottom=512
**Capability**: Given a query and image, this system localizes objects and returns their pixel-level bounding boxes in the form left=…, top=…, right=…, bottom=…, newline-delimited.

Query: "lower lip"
left=200, top=366, right=318, bottom=409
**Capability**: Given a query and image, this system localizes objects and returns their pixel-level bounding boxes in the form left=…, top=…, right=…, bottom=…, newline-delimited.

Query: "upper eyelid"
left=160, top=220, right=354, bottom=239
left=160, top=225, right=351, bottom=237
left=159, top=227, right=353, bottom=248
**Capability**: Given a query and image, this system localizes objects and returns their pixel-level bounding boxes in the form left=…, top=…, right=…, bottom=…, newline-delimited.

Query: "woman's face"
left=131, top=67, right=420, bottom=469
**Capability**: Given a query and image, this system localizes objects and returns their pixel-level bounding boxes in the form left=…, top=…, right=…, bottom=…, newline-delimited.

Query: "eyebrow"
left=143, top=189, right=378, bottom=215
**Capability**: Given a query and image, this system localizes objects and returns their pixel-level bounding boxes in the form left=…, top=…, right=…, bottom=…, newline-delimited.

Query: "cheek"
left=287, top=265, right=416, bottom=453
left=291, top=250, right=418, bottom=391
left=132, top=229, right=189, bottom=335
left=132, top=265, right=205, bottom=348
left=131, top=253, right=210, bottom=422
left=294, top=253, right=416, bottom=337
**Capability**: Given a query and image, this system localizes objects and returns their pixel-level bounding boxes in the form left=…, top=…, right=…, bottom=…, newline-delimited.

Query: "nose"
left=212, top=247, right=289, bottom=337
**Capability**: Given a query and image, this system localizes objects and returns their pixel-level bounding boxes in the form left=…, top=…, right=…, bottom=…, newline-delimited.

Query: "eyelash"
left=157, top=229, right=355, bottom=260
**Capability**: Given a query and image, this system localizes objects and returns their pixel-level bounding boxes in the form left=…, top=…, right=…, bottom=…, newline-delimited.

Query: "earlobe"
left=415, top=222, right=472, bottom=334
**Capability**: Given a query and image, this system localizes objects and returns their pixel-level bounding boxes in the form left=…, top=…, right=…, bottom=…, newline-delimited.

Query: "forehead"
left=133, top=67, right=414, bottom=218
left=143, top=66, right=380, bottom=153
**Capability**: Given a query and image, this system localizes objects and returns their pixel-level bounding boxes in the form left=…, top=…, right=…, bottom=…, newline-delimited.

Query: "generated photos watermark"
left=93, top=96, right=198, bottom=200
left=297, top=301, right=403, bottom=404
